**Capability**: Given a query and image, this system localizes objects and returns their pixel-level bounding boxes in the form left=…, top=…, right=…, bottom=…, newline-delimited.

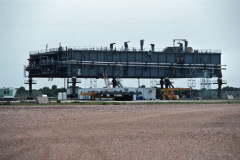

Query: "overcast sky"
left=1, top=0, right=240, bottom=89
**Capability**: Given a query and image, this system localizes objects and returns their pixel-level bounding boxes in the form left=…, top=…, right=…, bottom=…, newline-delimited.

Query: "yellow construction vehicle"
left=160, top=88, right=190, bottom=100
left=80, top=92, right=97, bottom=100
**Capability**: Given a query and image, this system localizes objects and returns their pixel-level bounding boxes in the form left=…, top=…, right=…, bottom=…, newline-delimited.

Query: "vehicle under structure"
left=160, top=88, right=191, bottom=100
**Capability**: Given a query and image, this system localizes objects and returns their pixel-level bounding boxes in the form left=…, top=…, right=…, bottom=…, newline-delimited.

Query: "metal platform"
left=26, top=39, right=225, bottom=79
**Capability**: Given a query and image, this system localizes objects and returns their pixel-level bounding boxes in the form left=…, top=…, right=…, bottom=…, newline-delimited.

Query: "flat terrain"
left=0, top=104, right=240, bottom=160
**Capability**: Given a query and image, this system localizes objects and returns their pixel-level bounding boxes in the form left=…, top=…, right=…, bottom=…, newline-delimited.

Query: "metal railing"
left=24, top=80, right=37, bottom=84
left=29, top=47, right=221, bottom=55
left=212, top=80, right=227, bottom=84
left=29, top=46, right=167, bottom=55
left=193, top=49, right=221, bottom=53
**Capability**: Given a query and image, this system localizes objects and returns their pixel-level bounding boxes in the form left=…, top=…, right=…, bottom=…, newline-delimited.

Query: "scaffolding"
left=187, top=78, right=196, bottom=89
left=187, top=78, right=196, bottom=98
left=89, top=79, right=97, bottom=88
left=200, top=70, right=212, bottom=98
left=200, top=78, right=212, bottom=90
left=115, top=66, right=123, bottom=88
left=150, top=79, right=158, bottom=88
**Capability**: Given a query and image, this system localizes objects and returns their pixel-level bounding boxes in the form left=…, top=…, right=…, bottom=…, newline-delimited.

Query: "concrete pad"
left=227, top=95, right=234, bottom=100
left=37, top=97, right=49, bottom=104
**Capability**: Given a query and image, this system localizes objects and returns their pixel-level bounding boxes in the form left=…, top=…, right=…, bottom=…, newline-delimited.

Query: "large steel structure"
left=25, top=39, right=226, bottom=98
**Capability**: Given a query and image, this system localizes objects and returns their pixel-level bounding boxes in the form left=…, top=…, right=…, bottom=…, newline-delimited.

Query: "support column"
left=67, top=77, right=81, bottom=99
left=160, top=79, right=164, bottom=89
left=164, top=78, right=174, bottom=89
left=72, top=77, right=77, bottom=98
left=112, top=78, right=117, bottom=88
left=64, top=78, right=66, bottom=89
left=164, top=79, right=169, bottom=89
left=25, top=77, right=36, bottom=100
left=217, top=78, right=222, bottom=99
left=29, top=78, right=33, bottom=98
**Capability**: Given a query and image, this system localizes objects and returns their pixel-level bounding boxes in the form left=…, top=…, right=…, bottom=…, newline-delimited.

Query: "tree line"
left=16, top=85, right=67, bottom=98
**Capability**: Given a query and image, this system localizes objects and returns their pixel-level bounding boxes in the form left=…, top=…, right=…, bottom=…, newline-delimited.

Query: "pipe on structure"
left=185, top=40, right=188, bottom=52
left=60, top=60, right=226, bottom=70
left=140, top=40, right=144, bottom=51
left=150, top=44, right=155, bottom=52
left=124, top=41, right=130, bottom=51
left=110, top=43, right=116, bottom=51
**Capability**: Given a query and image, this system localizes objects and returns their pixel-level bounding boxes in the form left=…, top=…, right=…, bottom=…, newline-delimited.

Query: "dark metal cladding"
left=26, top=40, right=224, bottom=79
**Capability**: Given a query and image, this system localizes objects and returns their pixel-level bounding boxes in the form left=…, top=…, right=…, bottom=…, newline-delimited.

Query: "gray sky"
left=1, top=0, right=240, bottom=89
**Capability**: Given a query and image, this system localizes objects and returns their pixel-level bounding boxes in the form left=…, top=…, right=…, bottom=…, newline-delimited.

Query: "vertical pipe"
left=185, top=40, right=188, bottom=52
left=110, top=43, right=115, bottom=51
left=124, top=42, right=129, bottom=51
left=140, top=40, right=144, bottom=51
left=150, top=44, right=155, bottom=52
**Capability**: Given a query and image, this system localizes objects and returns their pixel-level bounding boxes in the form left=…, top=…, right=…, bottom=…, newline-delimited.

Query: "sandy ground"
left=0, top=104, right=240, bottom=160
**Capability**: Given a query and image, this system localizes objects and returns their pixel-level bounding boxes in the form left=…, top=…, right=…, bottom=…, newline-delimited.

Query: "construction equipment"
left=80, top=92, right=97, bottom=100
left=160, top=88, right=190, bottom=100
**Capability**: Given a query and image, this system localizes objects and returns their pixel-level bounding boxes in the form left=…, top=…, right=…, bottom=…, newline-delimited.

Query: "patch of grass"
left=2, top=99, right=240, bottom=107
left=56, top=100, right=240, bottom=105
left=0, top=102, right=11, bottom=105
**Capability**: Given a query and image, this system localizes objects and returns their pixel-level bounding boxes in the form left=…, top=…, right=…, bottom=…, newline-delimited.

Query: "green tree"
left=52, top=85, right=57, bottom=90
left=16, top=86, right=27, bottom=97
left=18, top=86, right=26, bottom=91
left=43, top=86, right=50, bottom=90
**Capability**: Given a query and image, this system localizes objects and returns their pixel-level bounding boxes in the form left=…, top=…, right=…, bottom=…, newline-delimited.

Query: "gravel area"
left=0, top=104, right=240, bottom=160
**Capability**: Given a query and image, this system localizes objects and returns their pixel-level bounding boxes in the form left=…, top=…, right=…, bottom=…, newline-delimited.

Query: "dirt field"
left=0, top=104, right=240, bottom=160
